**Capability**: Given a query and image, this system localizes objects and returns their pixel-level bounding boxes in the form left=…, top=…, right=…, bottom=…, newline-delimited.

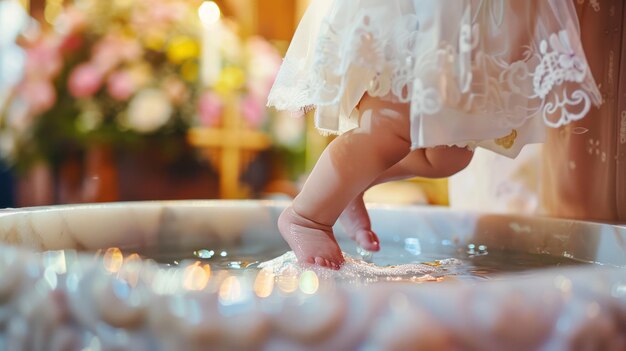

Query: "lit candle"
left=198, top=1, right=222, bottom=87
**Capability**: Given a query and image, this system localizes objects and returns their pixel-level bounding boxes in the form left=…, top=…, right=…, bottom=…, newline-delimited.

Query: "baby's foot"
left=278, top=207, right=344, bottom=270
left=339, top=194, right=380, bottom=251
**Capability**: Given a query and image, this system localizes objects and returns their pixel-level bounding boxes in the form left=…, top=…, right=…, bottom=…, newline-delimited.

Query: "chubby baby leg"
left=339, top=146, right=473, bottom=249
left=375, top=146, right=474, bottom=181
left=279, top=95, right=412, bottom=268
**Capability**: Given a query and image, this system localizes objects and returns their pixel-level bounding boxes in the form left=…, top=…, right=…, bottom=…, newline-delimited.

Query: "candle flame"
left=198, top=1, right=221, bottom=27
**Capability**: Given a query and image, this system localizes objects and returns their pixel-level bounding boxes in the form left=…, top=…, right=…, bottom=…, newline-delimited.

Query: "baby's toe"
left=314, top=257, right=342, bottom=270
left=314, top=257, right=328, bottom=267
left=356, top=229, right=380, bottom=252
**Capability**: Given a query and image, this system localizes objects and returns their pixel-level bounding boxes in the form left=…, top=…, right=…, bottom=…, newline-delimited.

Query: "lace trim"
left=267, top=8, right=602, bottom=131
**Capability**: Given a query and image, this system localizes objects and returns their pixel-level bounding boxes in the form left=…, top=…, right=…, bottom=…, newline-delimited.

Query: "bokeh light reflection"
left=299, top=270, right=319, bottom=295
left=253, top=269, right=274, bottom=298
left=103, top=248, right=124, bottom=273
left=183, top=261, right=211, bottom=291
left=198, top=1, right=221, bottom=27
left=277, top=268, right=298, bottom=294
left=119, top=253, right=142, bottom=287
left=219, top=276, right=242, bottom=305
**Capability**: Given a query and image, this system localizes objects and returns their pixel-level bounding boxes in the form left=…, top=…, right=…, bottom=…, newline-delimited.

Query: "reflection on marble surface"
left=0, top=201, right=625, bottom=350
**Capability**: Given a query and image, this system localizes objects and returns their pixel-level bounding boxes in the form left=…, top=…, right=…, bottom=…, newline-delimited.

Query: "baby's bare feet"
left=339, top=194, right=380, bottom=252
left=278, top=207, right=344, bottom=269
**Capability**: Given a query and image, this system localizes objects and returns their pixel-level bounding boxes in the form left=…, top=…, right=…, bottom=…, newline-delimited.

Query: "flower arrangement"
left=0, top=0, right=203, bottom=171
left=0, top=0, right=290, bottom=174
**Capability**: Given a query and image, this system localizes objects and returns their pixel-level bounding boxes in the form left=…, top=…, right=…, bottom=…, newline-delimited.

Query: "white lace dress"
left=267, top=0, right=602, bottom=157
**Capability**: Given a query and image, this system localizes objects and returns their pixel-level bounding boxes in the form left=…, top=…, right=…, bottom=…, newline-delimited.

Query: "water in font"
left=103, top=237, right=589, bottom=284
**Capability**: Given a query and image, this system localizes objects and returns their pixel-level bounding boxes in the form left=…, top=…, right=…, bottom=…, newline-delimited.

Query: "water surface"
left=124, top=239, right=589, bottom=283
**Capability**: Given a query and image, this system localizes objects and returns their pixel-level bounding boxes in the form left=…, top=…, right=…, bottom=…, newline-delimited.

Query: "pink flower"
left=245, top=37, right=282, bottom=101
left=118, top=39, right=142, bottom=62
left=247, top=79, right=276, bottom=103
left=59, top=34, right=83, bottom=53
left=68, top=63, right=103, bottom=98
left=198, top=92, right=223, bottom=127
left=241, top=95, right=265, bottom=128
left=91, top=38, right=121, bottom=72
left=17, top=80, right=57, bottom=115
left=107, top=71, right=135, bottom=101
left=92, top=35, right=141, bottom=72
left=149, top=1, right=186, bottom=23
left=25, top=38, right=62, bottom=79
left=162, top=77, right=188, bottom=105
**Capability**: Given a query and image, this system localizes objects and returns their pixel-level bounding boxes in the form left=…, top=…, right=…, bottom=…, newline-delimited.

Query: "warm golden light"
left=125, top=253, right=141, bottom=263
left=103, top=248, right=124, bottom=273
left=219, top=276, right=242, bottom=305
left=276, top=268, right=299, bottom=294
left=253, top=269, right=275, bottom=298
left=120, top=253, right=143, bottom=287
left=183, top=262, right=211, bottom=291
left=198, top=1, right=221, bottom=27
left=299, top=270, right=319, bottom=295
left=44, top=0, right=63, bottom=24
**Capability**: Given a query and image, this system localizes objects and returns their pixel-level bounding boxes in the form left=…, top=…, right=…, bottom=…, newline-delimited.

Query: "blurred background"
left=0, top=0, right=451, bottom=208
left=1, top=0, right=624, bottom=224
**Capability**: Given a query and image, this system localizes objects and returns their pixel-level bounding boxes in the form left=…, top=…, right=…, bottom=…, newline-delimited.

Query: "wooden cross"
left=188, top=94, right=271, bottom=199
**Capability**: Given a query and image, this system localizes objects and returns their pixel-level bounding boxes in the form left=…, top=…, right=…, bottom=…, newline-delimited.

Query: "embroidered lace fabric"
left=267, top=0, right=602, bottom=157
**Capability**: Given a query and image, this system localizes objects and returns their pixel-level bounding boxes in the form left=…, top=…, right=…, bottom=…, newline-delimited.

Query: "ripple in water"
left=258, top=251, right=462, bottom=282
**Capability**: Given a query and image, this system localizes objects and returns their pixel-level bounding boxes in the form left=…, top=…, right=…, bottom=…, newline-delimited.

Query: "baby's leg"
left=338, top=191, right=379, bottom=251
left=374, top=146, right=474, bottom=182
left=340, top=146, right=473, bottom=250
left=278, top=95, right=412, bottom=268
